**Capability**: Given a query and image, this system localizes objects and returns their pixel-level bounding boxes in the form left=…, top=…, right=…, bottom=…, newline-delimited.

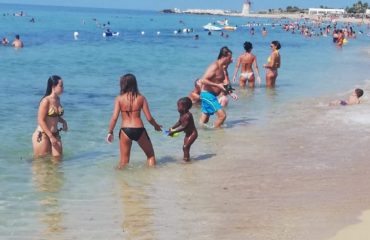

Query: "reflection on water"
left=31, top=158, right=65, bottom=237
left=116, top=174, right=156, bottom=240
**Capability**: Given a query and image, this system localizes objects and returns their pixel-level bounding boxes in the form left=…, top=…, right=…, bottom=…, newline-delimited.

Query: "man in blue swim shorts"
left=200, top=91, right=222, bottom=115
left=199, top=46, right=236, bottom=128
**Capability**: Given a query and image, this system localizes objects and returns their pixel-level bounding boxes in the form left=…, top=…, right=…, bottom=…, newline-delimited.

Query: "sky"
left=0, top=0, right=361, bottom=11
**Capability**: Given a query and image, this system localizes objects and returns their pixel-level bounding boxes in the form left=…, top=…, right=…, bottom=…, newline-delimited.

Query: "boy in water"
left=329, top=88, right=364, bottom=106
left=168, top=97, right=198, bottom=162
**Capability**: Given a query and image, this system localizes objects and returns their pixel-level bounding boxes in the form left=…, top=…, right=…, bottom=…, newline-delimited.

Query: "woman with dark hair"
left=264, top=40, right=281, bottom=88
left=106, top=73, right=162, bottom=169
left=32, top=75, right=68, bottom=159
left=232, top=41, right=261, bottom=88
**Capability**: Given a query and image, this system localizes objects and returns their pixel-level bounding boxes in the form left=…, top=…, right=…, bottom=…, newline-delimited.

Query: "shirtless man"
left=12, top=34, right=24, bottom=48
left=232, top=41, right=261, bottom=88
left=199, top=46, right=236, bottom=128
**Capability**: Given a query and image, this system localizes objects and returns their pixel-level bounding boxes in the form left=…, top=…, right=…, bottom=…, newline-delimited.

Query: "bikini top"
left=48, top=106, right=64, bottom=117
left=267, top=50, right=279, bottom=64
left=121, top=109, right=140, bottom=113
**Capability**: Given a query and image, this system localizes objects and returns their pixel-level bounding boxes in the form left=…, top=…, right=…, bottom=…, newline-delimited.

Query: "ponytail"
left=40, top=75, right=61, bottom=102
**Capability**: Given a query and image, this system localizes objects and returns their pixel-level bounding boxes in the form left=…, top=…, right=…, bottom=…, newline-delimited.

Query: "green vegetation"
left=346, top=1, right=369, bottom=13
left=285, top=6, right=301, bottom=13
left=261, top=1, right=369, bottom=14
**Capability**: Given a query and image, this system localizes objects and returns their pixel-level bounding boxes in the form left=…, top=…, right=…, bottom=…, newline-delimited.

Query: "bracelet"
left=108, top=130, right=113, bottom=134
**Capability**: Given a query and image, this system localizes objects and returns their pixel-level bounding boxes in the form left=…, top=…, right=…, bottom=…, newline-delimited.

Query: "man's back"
left=12, top=39, right=24, bottom=48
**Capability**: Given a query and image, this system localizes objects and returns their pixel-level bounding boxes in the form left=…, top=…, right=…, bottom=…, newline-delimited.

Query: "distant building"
left=366, top=9, right=370, bottom=16
left=308, top=8, right=345, bottom=15
left=242, top=0, right=251, bottom=16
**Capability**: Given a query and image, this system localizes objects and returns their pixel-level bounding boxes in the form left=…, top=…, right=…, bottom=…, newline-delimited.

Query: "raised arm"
left=142, top=97, right=162, bottom=131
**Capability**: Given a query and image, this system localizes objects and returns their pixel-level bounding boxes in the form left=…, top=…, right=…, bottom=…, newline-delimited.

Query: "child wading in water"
left=169, top=97, right=198, bottom=162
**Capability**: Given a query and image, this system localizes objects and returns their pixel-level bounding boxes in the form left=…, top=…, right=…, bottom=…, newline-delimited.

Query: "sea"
left=1, top=3, right=370, bottom=240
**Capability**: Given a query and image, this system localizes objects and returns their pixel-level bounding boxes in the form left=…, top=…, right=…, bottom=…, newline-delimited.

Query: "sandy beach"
left=180, top=10, right=370, bottom=24
left=182, top=96, right=370, bottom=240
left=243, top=13, right=370, bottom=24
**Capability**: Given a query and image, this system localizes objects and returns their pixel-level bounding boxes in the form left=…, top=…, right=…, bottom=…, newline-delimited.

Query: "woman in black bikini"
left=106, top=73, right=162, bottom=169
left=32, top=75, right=68, bottom=159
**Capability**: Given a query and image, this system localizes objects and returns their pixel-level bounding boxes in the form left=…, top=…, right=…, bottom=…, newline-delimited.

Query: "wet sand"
left=157, top=97, right=370, bottom=240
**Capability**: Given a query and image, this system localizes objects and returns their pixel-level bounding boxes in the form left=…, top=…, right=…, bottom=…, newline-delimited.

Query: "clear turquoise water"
left=1, top=3, right=370, bottom=239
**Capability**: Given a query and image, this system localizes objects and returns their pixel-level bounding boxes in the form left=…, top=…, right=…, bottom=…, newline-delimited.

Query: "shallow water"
left=1, top=3, right=370, bottom=240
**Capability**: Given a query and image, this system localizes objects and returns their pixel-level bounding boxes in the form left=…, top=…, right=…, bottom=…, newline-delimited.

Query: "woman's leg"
left=137, top=130, right=156, bottom=167
left=239, top=76, right=247, bottom=88
left=248, top=74, right=255, bottom=88
left=271, top=72, right=278, bottom=87
left=266, top=70, right=275, bottom=88
left=119, top=130, right=132, bottom=169
left=32, top=131, right=51, bottom=158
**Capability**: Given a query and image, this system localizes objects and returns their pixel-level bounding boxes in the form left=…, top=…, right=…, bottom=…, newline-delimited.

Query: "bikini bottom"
left=37, top=130, right=61, bottom=143
left=119, top=127, right=149, bottom=141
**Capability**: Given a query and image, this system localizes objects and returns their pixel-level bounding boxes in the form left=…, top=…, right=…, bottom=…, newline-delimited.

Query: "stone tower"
left=242, top=0, right=251, bottom=16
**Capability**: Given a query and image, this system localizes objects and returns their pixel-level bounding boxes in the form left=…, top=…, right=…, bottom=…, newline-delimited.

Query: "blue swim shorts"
left=200, top=91, right=222, bottom=115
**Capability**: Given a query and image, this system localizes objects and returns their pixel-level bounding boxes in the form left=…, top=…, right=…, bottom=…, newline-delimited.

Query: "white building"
left=242, top=0, right=251, bottom=16
left=366, top=9, right=370, bottom=16
left=308, top=8, right=345, bottom=15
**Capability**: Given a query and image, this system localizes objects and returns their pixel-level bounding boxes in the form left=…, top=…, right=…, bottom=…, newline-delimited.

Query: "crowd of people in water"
left=31, top=43, right=281, bottom=168
left=3, top=11, right=367, bottom=168
left=30, top=40, right=364, bottom=169
left=1, top=34, right=23, bottom=48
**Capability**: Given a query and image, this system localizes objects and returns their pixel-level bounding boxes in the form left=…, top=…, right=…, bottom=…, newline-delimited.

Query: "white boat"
left=203, top=23, right=222, bottom=31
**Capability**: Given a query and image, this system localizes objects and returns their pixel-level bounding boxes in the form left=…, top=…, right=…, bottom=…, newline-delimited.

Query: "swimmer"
left=12, top=34, right=24, bottom=48
left=329, top=88, right=364, bottom=106
left=2, top=37, right=9, bottom=45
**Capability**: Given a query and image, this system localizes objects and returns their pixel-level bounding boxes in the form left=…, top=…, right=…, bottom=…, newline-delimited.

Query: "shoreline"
left=328, top=209, right=370, bottom=240
left=244, top=13, right=370, bottom=24
left=164, top=10, right=370, bottom=24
